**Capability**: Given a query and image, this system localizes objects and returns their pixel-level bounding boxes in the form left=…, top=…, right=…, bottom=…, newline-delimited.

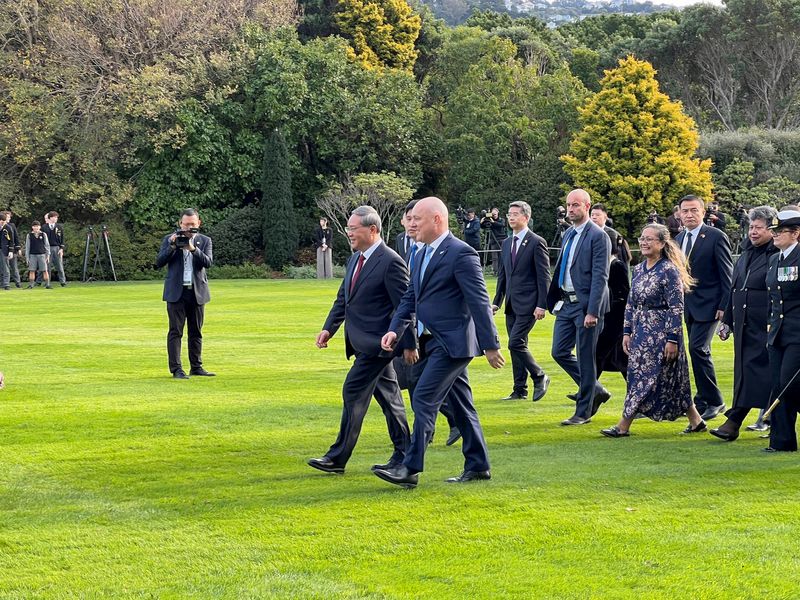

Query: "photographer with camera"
left=156, top=208, right=214, bottom=379
left=462, top=208, right=481, bottom=252
left=704, top=202, right=727, bottom=230
left=481, top=207, right=507, bottom=273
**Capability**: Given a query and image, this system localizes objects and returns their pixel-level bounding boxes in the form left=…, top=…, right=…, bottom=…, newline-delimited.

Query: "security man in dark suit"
left=492, top=200, right=551, bottom=402
left=155, top=208, right=214, bottom=379
left=310, top=206, right=411, bottom=475
left=376, top=197, right=504, bottom=488
left=395, top=227, right=413, bottom=257
left=675, top=195, right=733, bottom=421
left=44, top=211, right=66, bottom=286
left=763, top=210, right=800, bottom=453
left=1, top=211, right=21, bottom=287
left=547, top=189, right=611, bottom=425
left=0, top=212, right=12, bottom=290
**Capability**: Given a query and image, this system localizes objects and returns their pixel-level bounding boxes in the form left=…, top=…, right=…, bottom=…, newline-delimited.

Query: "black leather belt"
left=561, top=290, right=579, bottom=303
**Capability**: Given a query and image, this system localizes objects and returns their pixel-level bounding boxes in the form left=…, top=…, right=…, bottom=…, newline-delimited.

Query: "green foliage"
left=262, top=129, right=298, bottom=269
left=333, top=0, right=422, bottom=71
left=562, top=56, right=713, bottom=237
left=432, top=30, right=586, bottom=238
left=209, top=262, right=272, bottom=279
left=282, top=263, right=346, bottom=278
left=206, top=205, right=264, bottom=266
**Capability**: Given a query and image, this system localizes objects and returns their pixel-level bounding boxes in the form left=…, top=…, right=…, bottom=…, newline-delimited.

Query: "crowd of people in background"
left=309, top=191, right=800, bottom=488
left=0, top=210, right=66, bottom=291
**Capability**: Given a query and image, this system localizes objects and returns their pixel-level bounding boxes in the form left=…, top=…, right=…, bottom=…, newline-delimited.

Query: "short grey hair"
left=749, top=205, right=777, bottom=226
left=352, top=205, right=382, bottom=232
left=509, top=201, right=531, bottom=218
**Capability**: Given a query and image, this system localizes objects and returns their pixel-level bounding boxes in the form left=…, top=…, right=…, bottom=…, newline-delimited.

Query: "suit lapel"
left=350, top=244, right=384, bottom=298
left=688, top=225, right=709, bottom=260
left=511, top=231, right=532, bottom=274
left=344, top=253, right=359, bottom=302
left=569, top=223, right=592, bottom=277
left=419, top=234, right=451, bottom=294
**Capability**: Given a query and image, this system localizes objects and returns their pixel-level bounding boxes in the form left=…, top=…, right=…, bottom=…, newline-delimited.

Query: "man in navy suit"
left=675, top=195, right=733, bottom=421
left=492, top=201, right=551, bottom=402
left=375, top=197, right=505, bottom=488
left=546, top=189, right=611, bottom=425
left=309, top=206, right=411, bottom=475
left=155, top=208, right=214, bottom=379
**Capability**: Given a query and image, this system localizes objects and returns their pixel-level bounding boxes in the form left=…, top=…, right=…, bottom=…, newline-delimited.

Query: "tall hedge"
left=262, top=129, right=298, bottom=269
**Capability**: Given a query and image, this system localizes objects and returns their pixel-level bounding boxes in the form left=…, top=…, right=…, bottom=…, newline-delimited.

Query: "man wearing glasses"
left=492, top=201, right=551, bottom=402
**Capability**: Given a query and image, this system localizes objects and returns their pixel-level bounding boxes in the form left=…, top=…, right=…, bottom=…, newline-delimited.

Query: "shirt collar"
left=512, top=229, right=528, bottom=242
left=427, top=231, right=450, bottom=252
left=782, top=242, right=798, bottom=258
left=573, top=219, right=590, bottom=235
left=361, top=238, right=383, bottom=261
left=687, top=223, right=703, bottom=237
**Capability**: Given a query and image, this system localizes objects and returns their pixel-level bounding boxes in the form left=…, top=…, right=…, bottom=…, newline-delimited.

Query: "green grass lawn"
left=1, top=279, right=798, bottom=599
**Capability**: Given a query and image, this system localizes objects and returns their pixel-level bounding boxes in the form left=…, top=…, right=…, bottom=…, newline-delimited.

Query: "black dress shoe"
left=700, top=404, right=726, bottom=421
left=600, top=425, right=630, bottom=438
left=190, top=368, right=216, bottom=376
left=371, top=459, right=403, bottom=471
left=709, top=419, right=740, bottom=442
left=680, top=420, right=707, bottom=434
left=561, top=415, right=591, bottom=426
left=307, top=456, right=345, bottom=474
left=445, top=427, right=462, bottom=446
left=173, top=370, right=190, bottom=379
left=446, top=470, right=491, bottom=483
left=532, top=375, right=550, bottom=402
left=591, top=389, right=611, bottom=416
left=501, top=392, right=527, bottom=400
left=373, top=464, right=418, bottom=488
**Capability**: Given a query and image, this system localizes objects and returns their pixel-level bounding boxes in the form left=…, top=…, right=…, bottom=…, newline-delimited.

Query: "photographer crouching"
left=156, top=208, right=215, bottom=379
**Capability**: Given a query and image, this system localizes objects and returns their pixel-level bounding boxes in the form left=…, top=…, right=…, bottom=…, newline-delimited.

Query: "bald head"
left=411, top=196, right=449, bottom=244
left=565, top=188, right=591, bottom=225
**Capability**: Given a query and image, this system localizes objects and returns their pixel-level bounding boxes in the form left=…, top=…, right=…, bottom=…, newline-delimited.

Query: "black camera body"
left=175, top=227, right=199, bottom=248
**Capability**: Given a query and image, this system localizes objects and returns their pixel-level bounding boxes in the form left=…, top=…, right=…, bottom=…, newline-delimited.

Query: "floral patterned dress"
left=622, top=258, right=691, bottom=420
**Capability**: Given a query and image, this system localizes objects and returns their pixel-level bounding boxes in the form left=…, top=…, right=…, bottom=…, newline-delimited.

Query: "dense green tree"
left=262, top=129, right=298, bottom=268
left=561, top=56, right=712, bottom=236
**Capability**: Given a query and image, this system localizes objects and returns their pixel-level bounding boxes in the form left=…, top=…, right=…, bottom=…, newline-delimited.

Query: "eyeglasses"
left=345, top=225, right=368, bottom=233
left=506, top=213, right=524, bottom=218
left=637, top=236, right=661, bottom=243
left=772, top=229, right=791, bottom=236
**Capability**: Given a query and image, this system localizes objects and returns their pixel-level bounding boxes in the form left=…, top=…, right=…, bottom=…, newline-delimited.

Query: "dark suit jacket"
left=156, top=233, right=213, bottom=304
left=546, top=221, right=611, bottom=317
left=390, top=233, right=500, bottom=358
left=493, top=229, right=551, bottom=315
left=766, top=245, right=800, bottom=347
left=323, top=242, right=412, bottom=359
left=395, top=232, right=413, bottom=256
left=676, top=225, right=733, bottom=321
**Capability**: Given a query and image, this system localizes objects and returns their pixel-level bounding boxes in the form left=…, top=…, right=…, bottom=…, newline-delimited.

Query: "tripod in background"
left=82, top=225, right=117, bottom=282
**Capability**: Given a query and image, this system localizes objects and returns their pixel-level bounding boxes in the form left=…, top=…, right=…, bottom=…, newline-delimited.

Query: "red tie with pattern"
left=349, top=253, right=365, bottom=294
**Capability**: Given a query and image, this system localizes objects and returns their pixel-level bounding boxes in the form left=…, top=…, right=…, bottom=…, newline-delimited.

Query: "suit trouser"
left=506, top=311, right=545, bottom=395
left=724, top=406, right=752, bottom=426
left=407, top=337, right=457, bottom=430
left=325, top=354, right=410, bottom=466
left=403, top=337, right=489, bottom=474
left=768, top=343, right=800, bottom=452
left=8, top=255, right=20, bottom=284
left=0, top=254, right=9, bottom=288
left=166, top=287, right=205, bottom=373
left=551, top=301, right=605, bottom=420
left=685, top=315, right=724, bottom=411
left=49, top=248, right=65, bottom=283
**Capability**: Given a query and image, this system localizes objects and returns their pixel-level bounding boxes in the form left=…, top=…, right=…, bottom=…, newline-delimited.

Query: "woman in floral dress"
left=601, top=223, right=706, bottom=437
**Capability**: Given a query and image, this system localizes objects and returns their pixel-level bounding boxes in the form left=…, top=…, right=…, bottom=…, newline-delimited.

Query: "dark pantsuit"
left=685, top=315, right=724, bottom=412
left=768, top=343, right=800, bottom=452
left=404, top=339, right=489, bottom=474
left=326, top=354, right=409, bottom=466
left=167, top=287, right=205, bottom=373
left=505, top=312, right=544, bottom=396
left=551, top=301, right=604, bottom=420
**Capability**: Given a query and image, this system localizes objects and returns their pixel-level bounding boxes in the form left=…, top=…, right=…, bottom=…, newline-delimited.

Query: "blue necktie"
left=407, top=244, right=417, bottom=269
left=558, top=230, right=576, bottom=289
left=417, top=245, right=434, bottom=336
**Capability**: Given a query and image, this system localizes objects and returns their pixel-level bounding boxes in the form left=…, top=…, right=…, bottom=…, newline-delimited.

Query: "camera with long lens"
left=175, top=227, right=199, bottom=248
left=455, top=205, right=467, bottom=225
left=480, top=209, right=495, bottom=228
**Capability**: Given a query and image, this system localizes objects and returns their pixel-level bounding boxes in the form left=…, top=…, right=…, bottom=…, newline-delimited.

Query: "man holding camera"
left=462, top=209, right=481, bottom=252
left=155, top=208, right=214, bottom=379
